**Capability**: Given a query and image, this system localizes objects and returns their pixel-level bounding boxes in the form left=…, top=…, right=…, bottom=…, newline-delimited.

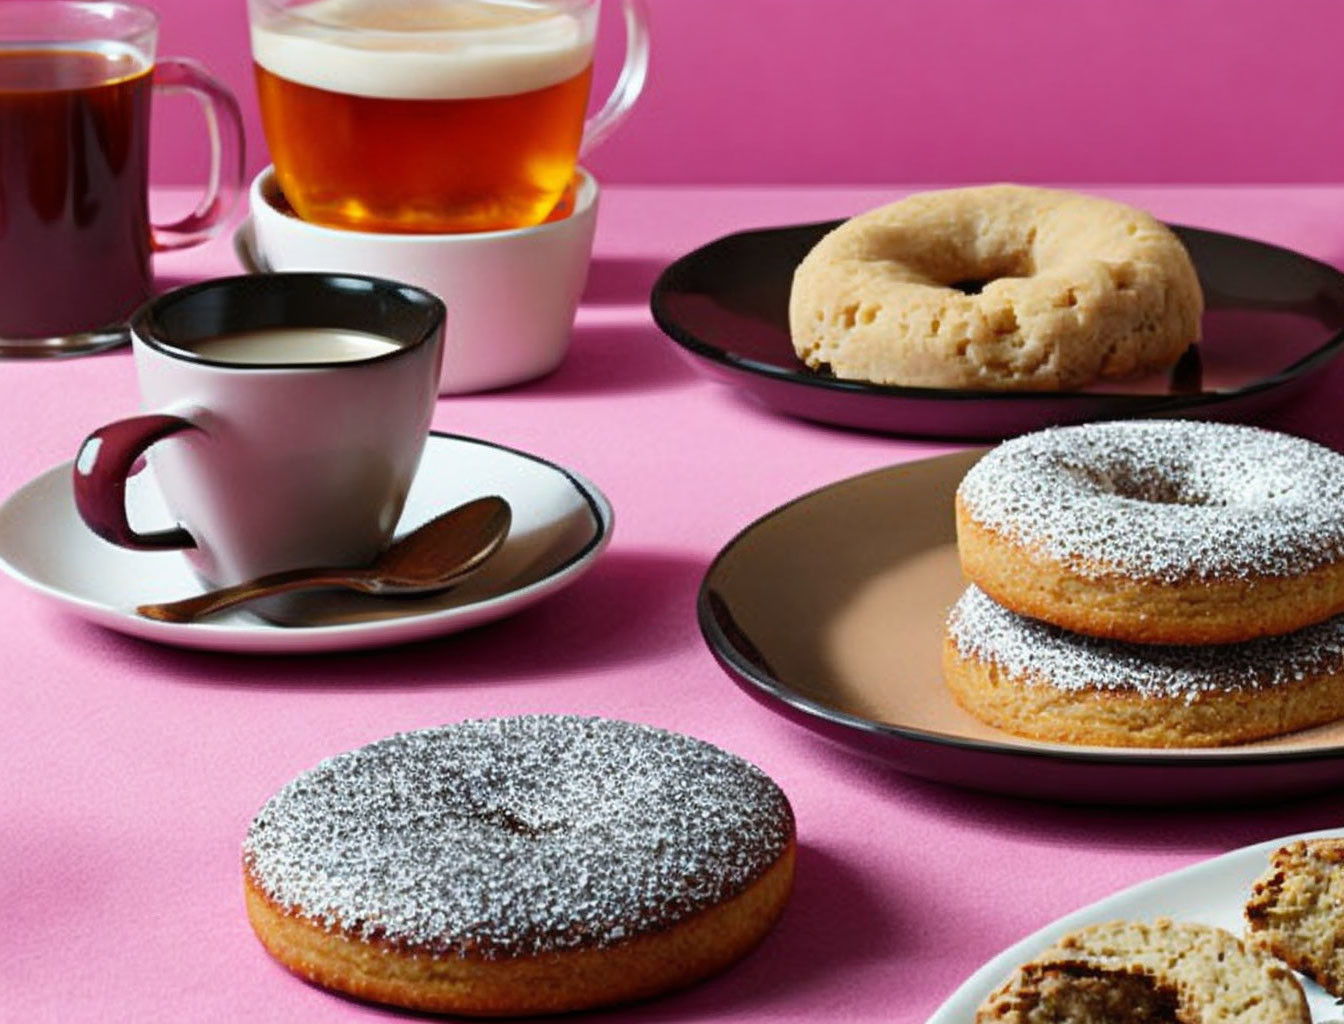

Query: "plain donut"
left=789, top=185, right=1202, bottom=390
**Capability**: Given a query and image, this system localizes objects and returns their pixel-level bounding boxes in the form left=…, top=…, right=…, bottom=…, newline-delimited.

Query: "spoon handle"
left=137, top=568, right=363, bottom=623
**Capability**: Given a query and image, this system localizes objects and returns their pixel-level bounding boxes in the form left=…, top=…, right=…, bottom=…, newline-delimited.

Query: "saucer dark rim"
left=131, top=273, right=445, bottom=371
left=172, top=430, right=610, bottom=632
left=436, top=430, right=610, bottom=606
left=651, top=221, right=1344, bottom=430
left=697, top=459, right=1344, bottom=805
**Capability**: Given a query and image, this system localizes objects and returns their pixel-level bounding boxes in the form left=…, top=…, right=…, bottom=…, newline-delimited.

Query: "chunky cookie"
left=1245, top=838, right=1344, bottom=997
left=977, top=919, right=1309, bottom=1023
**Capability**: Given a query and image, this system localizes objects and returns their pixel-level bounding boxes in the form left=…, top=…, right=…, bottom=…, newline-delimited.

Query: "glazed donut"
left=977, top=920, right=1309, bottom=1023
left=956, top=420, right=1344, bottom=645
left=243, top=715, right=795, bottom=1017
left=788, top=184, right=1202, bottom=391
left=943, top=585, right=1344, bottom=747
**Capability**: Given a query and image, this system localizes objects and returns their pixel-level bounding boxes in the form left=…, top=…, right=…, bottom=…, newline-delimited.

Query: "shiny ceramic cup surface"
left=73, top=275, right=446, bottom=588
left=247, top=165, right=598, bottom=393
left=247, top=0, right=646, bottom=233
left=0, top=2, right=244, bottom=352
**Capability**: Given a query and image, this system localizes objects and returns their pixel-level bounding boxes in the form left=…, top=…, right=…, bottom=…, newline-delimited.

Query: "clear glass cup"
left=0, top=1, right=245, bottom=356
left=248, top=0, right=648, bottom=234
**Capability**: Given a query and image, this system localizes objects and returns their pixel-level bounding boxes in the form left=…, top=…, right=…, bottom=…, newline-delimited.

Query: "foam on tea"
left=188, top=327, right=404, bottom=365
left=250, top=0, right=593, bottom=100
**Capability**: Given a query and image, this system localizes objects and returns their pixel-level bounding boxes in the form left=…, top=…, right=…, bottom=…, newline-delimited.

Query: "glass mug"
left=248, top=0, right=648, bottom=234
left=0, top=2, right=244, bottom=354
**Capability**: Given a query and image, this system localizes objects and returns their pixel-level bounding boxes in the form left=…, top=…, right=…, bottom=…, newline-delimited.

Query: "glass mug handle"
left=579, top=0, right=649, bottom=156
left=150, top=58, right=246, bottom=252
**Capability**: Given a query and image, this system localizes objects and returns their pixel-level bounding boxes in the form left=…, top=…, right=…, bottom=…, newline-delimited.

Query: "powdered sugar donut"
left=956, top=420, right=1344, bottom=645
left=243, top=716, right=795, bottom=1016
left=789, top=185, right=1202, bottom=390
left=944, top=585, right=1344, bottom=747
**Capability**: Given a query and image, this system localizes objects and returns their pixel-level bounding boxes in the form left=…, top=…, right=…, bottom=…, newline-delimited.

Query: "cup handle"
left=73, top=414, right=199, bottom=551
left=150, top=58, right=246, bottom=253
left=579, top=0, right=649, bottom=156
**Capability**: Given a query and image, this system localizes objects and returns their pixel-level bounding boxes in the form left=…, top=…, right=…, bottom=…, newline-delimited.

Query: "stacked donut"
left=943, top=419, right=1344, bottom=747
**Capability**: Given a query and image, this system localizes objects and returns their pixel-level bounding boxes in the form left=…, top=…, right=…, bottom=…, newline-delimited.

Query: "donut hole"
left=951, top=278, right=991, bottom=295
left=475, top=807, right=567, bottom=839
left=865, top=222, right=1037, bottom=294
left=936, top=249, right=1036, bottom=294
left=1074, top=463, right=1219, bottom=507
left=1065, top=454, right=1308, bottom=512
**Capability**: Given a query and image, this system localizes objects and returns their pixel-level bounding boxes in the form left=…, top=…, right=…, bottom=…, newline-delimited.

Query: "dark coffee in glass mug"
left=0, top=3, right=243, bottom=345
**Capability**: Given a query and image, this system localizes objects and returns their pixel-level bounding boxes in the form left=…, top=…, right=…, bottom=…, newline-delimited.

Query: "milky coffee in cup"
left=188, top=327, right=403, bottom=364
left=250, top=0, right=597, bottom=234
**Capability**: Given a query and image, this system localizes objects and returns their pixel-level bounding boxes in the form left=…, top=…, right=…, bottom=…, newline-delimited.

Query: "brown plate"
left=700, top=450, right=1344, bottom=804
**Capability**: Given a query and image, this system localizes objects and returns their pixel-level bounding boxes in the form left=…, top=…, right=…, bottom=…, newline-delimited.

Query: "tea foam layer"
left=251, top=0, right=593, bottom=100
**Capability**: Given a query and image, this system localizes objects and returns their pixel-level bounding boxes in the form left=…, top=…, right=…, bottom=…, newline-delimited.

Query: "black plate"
left=699, top=450, right=1344, bottom=805
left=652, top=222, right=1344, bottom=439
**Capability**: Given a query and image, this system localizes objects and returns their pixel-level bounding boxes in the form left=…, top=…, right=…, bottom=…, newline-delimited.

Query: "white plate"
left=0, top=432, right=612, bottom=654
left=931, top=828, right=1344, bottom=1021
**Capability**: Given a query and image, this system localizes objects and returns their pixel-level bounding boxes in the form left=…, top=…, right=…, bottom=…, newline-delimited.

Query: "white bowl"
left=247, top=166, right=599, bottom=393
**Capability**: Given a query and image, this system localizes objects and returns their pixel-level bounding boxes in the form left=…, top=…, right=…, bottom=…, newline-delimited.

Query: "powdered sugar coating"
left=243, top=715, right=794, bottom=959
left=948, top=585, right=1344, bottom=700
left=957, top=420, right=1344, bottom=582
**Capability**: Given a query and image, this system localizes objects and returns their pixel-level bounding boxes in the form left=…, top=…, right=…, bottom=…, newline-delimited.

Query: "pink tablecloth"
left=5, top=185, right=1344, bottom=1022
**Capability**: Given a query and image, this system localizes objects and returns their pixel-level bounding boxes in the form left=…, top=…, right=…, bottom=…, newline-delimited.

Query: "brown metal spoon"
left=136, top=495, right=512, bottom=624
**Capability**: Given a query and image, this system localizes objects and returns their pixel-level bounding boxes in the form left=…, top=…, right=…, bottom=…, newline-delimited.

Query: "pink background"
left=150, top=0, right=1344, bottom=188
left=11, top=1, right=1344, bottom=1019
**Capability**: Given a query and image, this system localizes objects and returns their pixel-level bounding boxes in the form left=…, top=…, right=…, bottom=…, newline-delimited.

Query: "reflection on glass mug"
left=0, top=1, right=243, bottom=351
left=249, top=0, right=648, bottom=233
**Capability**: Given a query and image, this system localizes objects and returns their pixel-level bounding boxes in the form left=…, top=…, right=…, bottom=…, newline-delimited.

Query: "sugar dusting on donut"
left=243, top=715, right=794, bottom=958
left=948, top=584, right=1344, bottom=701
left=958, top=420, right=1344, bottom=582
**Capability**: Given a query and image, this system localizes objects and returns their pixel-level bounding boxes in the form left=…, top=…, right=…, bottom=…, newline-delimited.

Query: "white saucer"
left=0, top=433, right=613, bottom=654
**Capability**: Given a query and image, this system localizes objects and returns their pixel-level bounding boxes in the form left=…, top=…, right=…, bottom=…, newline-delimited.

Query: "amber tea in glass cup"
left=0, top=2, right=244, bottom=354
left=249, top=0, right=647, bottom=234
